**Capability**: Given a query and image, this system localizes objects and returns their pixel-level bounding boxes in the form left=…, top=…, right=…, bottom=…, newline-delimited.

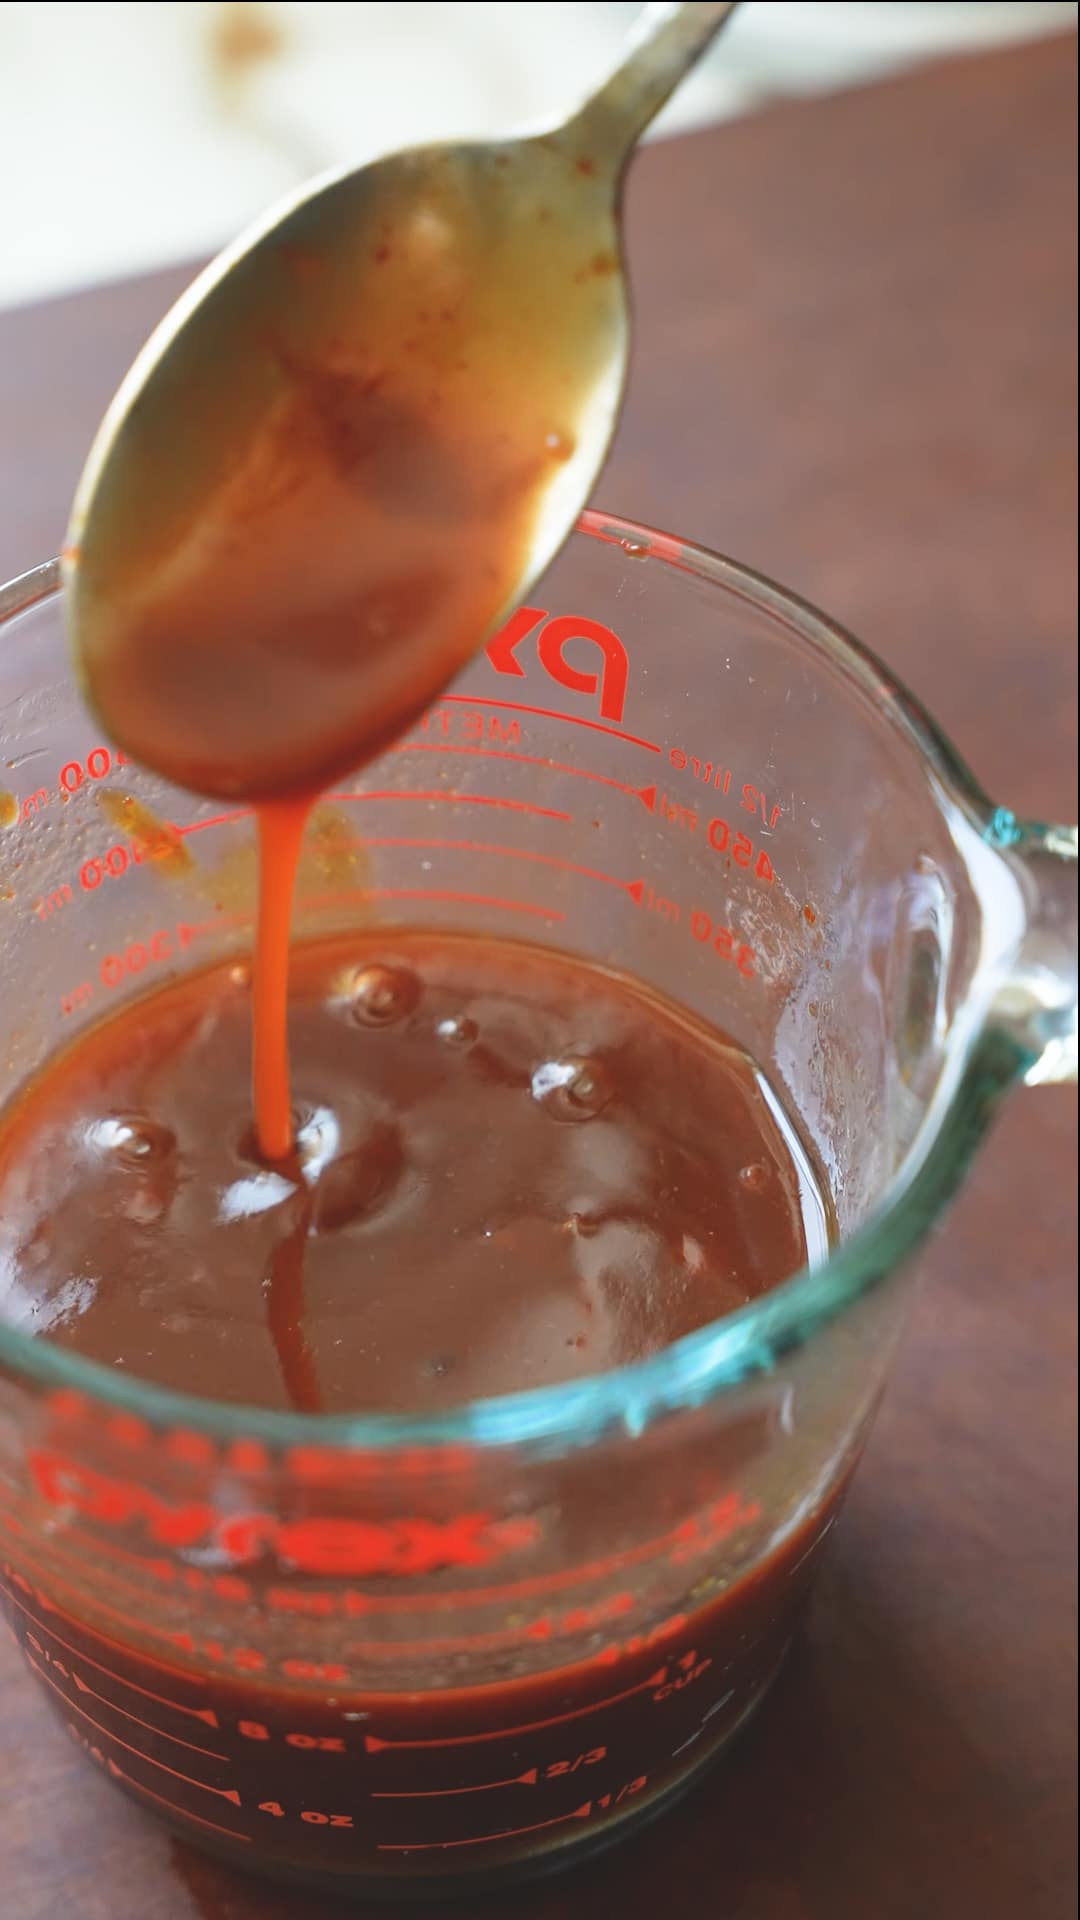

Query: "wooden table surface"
left=0, top=32, right=1076, bottom=1920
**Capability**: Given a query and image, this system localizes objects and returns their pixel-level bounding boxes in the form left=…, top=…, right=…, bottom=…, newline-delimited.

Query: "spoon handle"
left=569, top=1, right=740, bottom=163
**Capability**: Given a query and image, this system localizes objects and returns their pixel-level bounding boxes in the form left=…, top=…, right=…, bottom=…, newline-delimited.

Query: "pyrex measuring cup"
left=0, top=514, right=1075, bottom=1897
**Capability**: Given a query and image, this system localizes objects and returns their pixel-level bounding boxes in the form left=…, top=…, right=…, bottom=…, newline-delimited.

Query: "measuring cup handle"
left=992, top=818, right=1078, bottom=1086
left=567, top=2, right=740, bottom=165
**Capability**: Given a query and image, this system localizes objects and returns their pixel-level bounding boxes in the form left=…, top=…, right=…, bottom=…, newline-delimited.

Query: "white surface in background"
left=0, top=2, right=1075, bottom=309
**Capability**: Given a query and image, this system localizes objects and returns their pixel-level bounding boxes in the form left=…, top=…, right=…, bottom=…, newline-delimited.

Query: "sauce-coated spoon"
left=64, top=3, right=738, bottom=803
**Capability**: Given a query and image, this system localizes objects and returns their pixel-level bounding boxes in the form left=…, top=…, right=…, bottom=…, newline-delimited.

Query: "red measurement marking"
left=705, top=816, right=775, bottom=884
left=667, top=753, right=786, bottom=830
left=688, top=907, right=756, bottom=976
left=409, top=1517, right=704, bottom=1610
left=730, top=781, right=785, bottom=831
left=329, top=788, right=571, bottom=822
left=55, top=746, right=129, bottom=796
left=16, top=1522, right=279, bottom=1615
left=0, top=1577, right=218, bottom=1723
left=345, top=1592, right=632, bottom=1661
left=392, top=742, right=639, bottom=796
left=364, top=1669, right=667, bottom=1752
left=668, top=748, right=734, bottom=792
left=373, top=1767, right=540, bottom=1799
left=10, top=1523, right=677, bottom=1675
left=339, top=837, right=632, bottom=896
left=66, top=1667, right=227, bottom=1758
left=653, top=1653, right=712, bottom=1699
left=594, top=1776, right=648, bottom=1811
left=175, top=808, right=252, bottom=837
left=623, top=883, right=757, bottom=976
left=26, top=1653, right=240, bottom=1801
left=377, top=1801, right=593, bottom=1852
left=98, top=923, right=200, bottom=990
left=103, top=1758, right=251, bottom=1843
left=5, top=1557, right=255, bottom=1685
left=297, top=885, right=565, bottom=924
left=79, top=839, right=164, bottom=893
left=544, top=1747, right=607, bottom=1776
left=35, top=883, right=73, bottom=920
left=176, top=791, right=573, bottom=837
left=440, top=694, right=660, bottom=754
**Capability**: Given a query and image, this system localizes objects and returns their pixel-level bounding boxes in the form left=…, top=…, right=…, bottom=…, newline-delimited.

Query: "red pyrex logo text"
left=27, top=1450, right=538, bottom=1578
left=486, top=607, right=629, bottom=725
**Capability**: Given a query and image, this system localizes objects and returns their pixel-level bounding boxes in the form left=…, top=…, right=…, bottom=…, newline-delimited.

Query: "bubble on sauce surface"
left=738, top=1162, right=770, bottom=1192
left=562, top=1211, right=602, bottom=1239
left=86, top=1115, right=176, bottom=1168
left=343, top=963, right=420, bottom=1027
left=530, top=1053, right=612, bottom=1121
left=435, top=1013, right=478, bottom=1050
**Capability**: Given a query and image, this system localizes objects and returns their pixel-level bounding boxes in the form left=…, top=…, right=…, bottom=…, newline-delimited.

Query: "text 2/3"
left=545, top=1748, right=607, bottom=1777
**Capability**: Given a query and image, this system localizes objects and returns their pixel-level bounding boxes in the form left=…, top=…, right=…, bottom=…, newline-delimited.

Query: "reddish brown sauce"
left=0, top=934, right=836, bottom=1877
left=0, top=932, right=825, bottom=1415
left=1, top=1479, right=847, bottom=1885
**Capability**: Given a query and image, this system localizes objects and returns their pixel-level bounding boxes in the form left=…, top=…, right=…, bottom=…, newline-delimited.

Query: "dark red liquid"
left=0, top=931, right=836, bottom=1886
left=1, top=1484, right=846, bottom=1890
left=0, top=932, right=827, bottom=1413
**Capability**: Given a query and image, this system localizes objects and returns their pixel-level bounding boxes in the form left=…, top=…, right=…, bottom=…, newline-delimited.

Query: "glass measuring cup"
left=0, top=514, right=1075, bottom=1897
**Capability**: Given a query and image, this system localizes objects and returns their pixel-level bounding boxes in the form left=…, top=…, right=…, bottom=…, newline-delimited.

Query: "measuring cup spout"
left=987, top=817, right=1078, bottom=1086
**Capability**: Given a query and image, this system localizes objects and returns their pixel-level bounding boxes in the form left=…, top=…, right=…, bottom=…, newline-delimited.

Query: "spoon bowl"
left=64, top=3, right=737, bottom=802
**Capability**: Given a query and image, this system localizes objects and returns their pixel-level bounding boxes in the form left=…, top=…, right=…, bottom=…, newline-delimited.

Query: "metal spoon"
left=64, top=2, right=738, bottom=803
